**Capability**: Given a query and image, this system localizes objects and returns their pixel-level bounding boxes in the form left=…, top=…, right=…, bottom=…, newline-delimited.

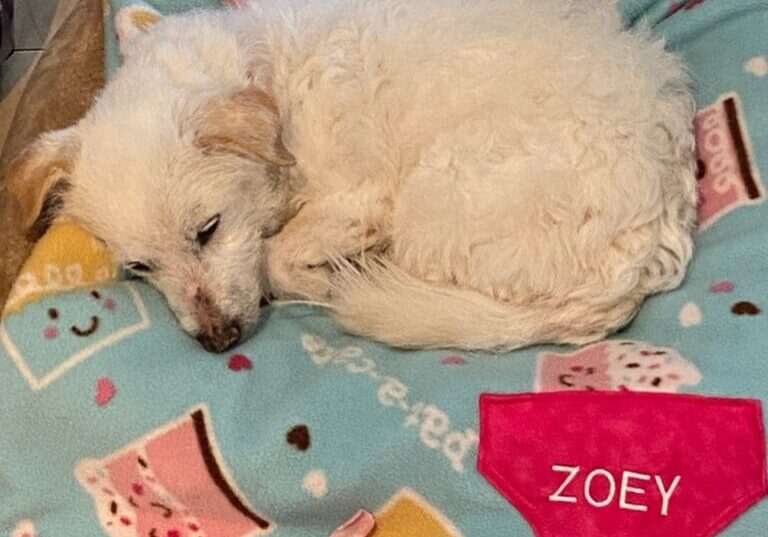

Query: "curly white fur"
left=8, top=0, right=697, bottom=351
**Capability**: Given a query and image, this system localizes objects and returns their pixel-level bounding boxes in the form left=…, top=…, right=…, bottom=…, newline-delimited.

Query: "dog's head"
left=7, top=86, right=296, bottom=352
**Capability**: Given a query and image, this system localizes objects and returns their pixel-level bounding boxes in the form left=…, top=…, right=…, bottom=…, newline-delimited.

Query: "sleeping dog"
left=7, top=0, right=697, bottom=352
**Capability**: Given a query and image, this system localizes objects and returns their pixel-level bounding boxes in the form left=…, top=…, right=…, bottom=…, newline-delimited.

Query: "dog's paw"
left=267, top=251, right=334, bottom=302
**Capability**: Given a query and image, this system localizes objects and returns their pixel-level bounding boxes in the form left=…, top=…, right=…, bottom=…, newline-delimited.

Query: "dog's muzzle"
left=196, top=320, right=241, bottom=353
left=191, top=289, right=243, bottom=353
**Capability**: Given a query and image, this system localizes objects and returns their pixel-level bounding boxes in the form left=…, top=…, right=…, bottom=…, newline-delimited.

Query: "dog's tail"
left=329, top=260, right=639, bottom=351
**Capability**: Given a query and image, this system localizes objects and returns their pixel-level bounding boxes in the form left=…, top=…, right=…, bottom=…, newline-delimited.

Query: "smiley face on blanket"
left=0, top=223, right=151, bottom=391
left=536, top=340, right=702, bottom=393
left=1, top=283, right=150, bottom=390
left=44, top=289, right=117, bottom=339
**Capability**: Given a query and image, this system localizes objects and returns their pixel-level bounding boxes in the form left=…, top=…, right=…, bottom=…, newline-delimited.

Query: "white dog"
left=7, top=0, right=697, bottom=352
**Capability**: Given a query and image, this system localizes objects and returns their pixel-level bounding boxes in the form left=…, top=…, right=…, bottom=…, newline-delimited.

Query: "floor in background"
left=0, top=0, right=57, bottom=101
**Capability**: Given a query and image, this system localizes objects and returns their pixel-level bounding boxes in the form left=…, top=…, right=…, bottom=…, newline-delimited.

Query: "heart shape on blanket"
left=286, top=425, right=311, bottom=451
left=95, top=377, right=117, bottom=407
left=228, top=354, right=253, bottom=371
left=732, top=301, right=761, bottom=315
left=440, top=355, right=467, bottom=365
left=710, top=280, right=735, bottom=293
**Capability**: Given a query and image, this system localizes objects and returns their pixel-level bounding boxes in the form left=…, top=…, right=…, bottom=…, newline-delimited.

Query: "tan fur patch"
left=130, top=10, right=161, bottom=31
left=194, top=87, right=296, bottom=166
left=6, top=147, right=72, bottom=230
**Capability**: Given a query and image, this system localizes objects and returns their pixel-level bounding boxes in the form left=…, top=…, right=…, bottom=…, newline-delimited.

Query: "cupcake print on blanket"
left=695, top=93, right=764, bottom=229
left=535, top=340, right=702, bottom=393
left=75, top=406, right=272, bottom=536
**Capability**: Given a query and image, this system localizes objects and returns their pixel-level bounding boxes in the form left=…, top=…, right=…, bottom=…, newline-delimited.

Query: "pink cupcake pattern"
left=695, top=92, right=763, bottom=229
left=536, top=340, right=702, bottom=393
left=75, top=406, right=272, bottom=537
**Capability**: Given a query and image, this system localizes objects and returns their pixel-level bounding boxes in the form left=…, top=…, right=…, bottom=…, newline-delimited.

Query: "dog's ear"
left=193, top=87, right=296, bottom=167
left=115, top=3, right=163, bottom=59
left=6, top=127, right=79, bottom=237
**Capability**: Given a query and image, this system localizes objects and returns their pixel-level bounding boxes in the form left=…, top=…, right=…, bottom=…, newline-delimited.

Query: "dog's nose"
left=196, top=320, right=241, bottom=353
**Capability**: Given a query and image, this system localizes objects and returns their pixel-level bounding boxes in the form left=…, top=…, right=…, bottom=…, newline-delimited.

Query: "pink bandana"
left=478, top=391, right=767, bottom=536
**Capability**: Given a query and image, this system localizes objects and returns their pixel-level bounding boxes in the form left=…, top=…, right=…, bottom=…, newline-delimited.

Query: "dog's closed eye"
left=125, top=261, right=153, bottom=274
left=197, top=214, right=220, bottom=247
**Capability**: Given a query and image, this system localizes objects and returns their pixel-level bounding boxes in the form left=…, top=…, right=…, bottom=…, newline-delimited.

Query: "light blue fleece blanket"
left=2, top=1, right=768, bottom=535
